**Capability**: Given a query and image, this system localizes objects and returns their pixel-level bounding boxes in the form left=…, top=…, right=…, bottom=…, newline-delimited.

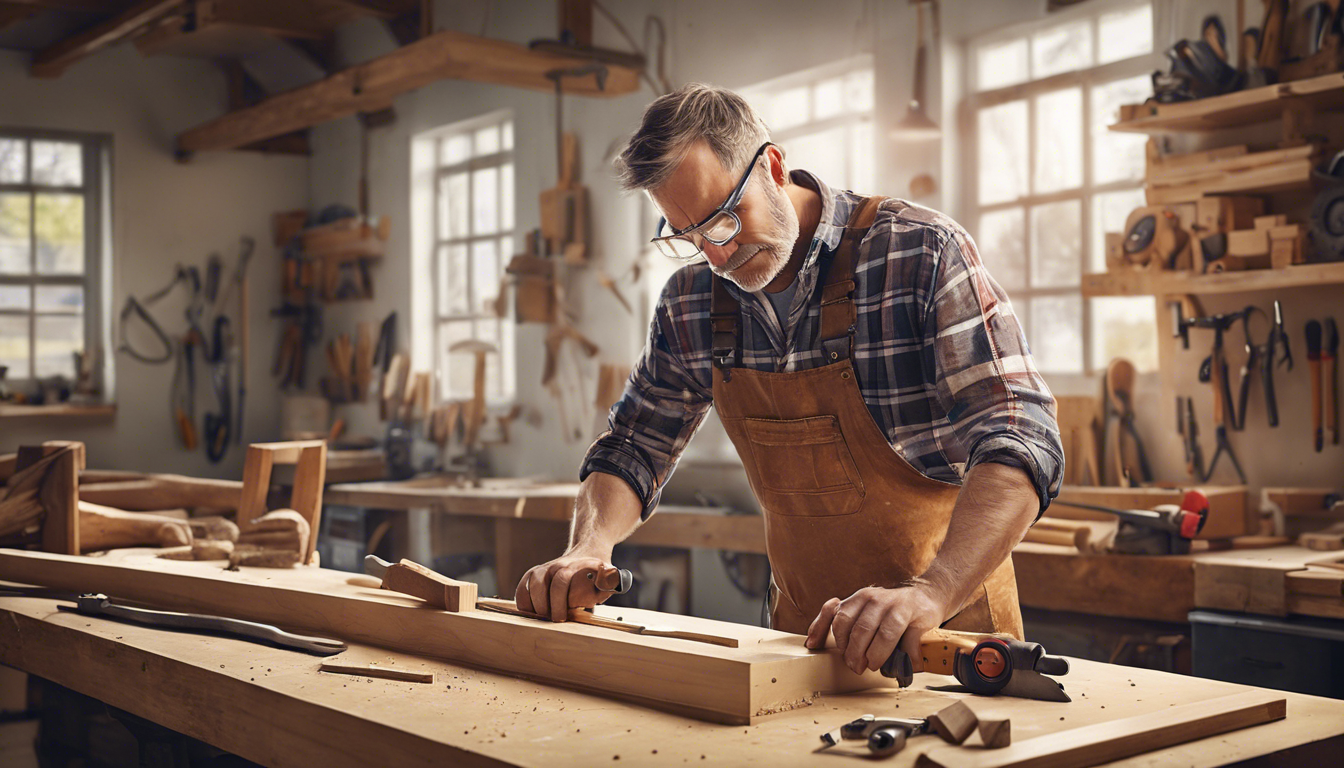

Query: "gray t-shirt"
left=759, top=276, right=799, bottom=330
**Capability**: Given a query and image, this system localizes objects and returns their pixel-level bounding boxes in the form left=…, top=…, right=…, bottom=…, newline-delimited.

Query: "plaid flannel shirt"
left=582, top=170, right=1063, bottom=519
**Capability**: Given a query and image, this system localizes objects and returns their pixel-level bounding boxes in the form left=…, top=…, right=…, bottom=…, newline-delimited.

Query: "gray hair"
left=615, top=83, right=775, bottom=192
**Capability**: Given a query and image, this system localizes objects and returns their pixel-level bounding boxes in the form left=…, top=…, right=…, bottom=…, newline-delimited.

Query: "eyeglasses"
left=650, top=142, right=773, bottom=262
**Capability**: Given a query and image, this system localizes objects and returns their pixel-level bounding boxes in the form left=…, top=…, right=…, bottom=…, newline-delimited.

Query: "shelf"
left=0, top=403, right=116, bottom=420
left=1081, top=261, right=1344, bottom=297
left=1110, top=72, right=1344, bottom=134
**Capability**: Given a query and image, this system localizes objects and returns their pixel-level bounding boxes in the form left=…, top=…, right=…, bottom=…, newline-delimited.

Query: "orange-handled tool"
left=587, top=564, right=634, bottom=594
left=881, top=627, right=1070, bottom=702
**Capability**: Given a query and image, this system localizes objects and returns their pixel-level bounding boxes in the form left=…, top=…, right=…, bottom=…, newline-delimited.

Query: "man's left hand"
left=804, top=582, right=951, bottom=676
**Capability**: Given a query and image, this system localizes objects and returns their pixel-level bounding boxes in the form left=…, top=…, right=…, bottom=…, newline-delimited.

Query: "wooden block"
left=0, top=549, right=885, bottom=725
left=1226, top=229, right=1269, bottom=257
left=381, top=560, right=478, bottom=612
left=1195, top=196, right=1265, bottom=235
left=929, top=700, right=977, bottom=745
left=1193, top=560, right=1296, bottom=616
left=978, top=718, right=1011, bottom=749
left=319, top=663, right=433, bottom=684
left=915, top=691, right=1285, bottom=768
left=1254, top=214, right=1287, bottom=230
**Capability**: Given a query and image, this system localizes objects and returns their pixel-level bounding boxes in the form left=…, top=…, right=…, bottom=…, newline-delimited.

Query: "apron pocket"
left=742, top=416, right=865, bottom=517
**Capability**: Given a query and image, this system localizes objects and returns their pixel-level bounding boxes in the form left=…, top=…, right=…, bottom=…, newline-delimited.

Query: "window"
left=431, top=114, right=515, bottom=403
left=966, top=2, right=1157, bottom=374
left=0, top=131, right=106, bottom=389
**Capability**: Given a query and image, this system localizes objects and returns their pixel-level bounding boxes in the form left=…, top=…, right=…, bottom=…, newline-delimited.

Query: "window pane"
left=1091, top=76, right=1151, bottom=185
left=471, top=239, right=498, bottom=314
left=35, top=285, right=82, bottom=312
left=977, top=208, right=1027, bottom=291
left=0, top=315, right=28, bottom=379
left=1031, top=200, right=1081, bottom=288
left=814, top=76, right=845, bottom=119
left=0, top=139, right=24, bottom=183
left=1091, top=296, right=1157, bottom=372
left=1034, top=88, right=1082, bottom=193
left=0, top=285, right=29, bottom=310
left=0, top=193, right=31, bottom=274
left=1098, top=4, right=1152, bottom=64
left=1091, top=188, right=1146, bottom=271
left=35, top=314, right=81, bottom=377
left=500, top=162, right=514, bottom=232
left=978, top=38, right=1028, bottom=90
left=441, top=134, right=470, bottom=165
left=438, top=320, right=474, bottom=399
left=500, top=122, right=513, bottom=151
left=438, top=244, right=469, bottom=315
left=1032, top=21, right=1092, bottom=78
left=499, top=235, right=513, bottom=260
left=31, top=141, right=81, bottom=187
left=438, top=172, right=468, bottom=239
left=1029, top=295, right=1082, bottom=373
left=844, top=69, right=873, bottom=113
left=472, top=167, right=498, bottom=235
left=765, top=86, right=810, bottom=131
left=35, top=193, right=84, bottom=274
left=978, top=100, right=1028, bottom=205
left=474, top=125, right=500, bottom=156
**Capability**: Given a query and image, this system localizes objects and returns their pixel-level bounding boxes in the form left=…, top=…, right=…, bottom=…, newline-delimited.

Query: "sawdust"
left=753, top=694, right=816, bottom=717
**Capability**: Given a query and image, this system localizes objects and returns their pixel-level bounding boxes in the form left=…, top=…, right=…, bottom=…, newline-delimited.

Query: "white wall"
left=0, top=46, right=308, bottom=477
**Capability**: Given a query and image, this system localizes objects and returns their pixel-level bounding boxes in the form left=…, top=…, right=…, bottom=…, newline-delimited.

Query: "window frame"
left=961, top=2, right=1157, bottom=378
left=429, top=111, right=516, bottom=405
left=0, top=127, right=108, bottom=393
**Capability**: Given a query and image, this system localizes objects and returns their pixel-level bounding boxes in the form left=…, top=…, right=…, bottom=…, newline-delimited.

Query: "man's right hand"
left=514, top=552, right=616, bottom=623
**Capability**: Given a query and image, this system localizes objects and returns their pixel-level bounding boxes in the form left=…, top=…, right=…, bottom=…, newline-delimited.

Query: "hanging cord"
left=593, top=1, right=671, bottom=94
left=117, top=264, right=193, bottom=364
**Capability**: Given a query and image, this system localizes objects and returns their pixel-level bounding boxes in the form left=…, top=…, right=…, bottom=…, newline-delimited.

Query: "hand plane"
left=882, top=627, right=1070, bottom=702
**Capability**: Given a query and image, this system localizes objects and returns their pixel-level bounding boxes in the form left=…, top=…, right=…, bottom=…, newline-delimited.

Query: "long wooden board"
left=915, top=691, right=1285, bottom=768
left=0, top=549, right=879, bottom=724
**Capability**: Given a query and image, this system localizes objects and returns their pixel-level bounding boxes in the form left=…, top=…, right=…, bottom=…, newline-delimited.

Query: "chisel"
left=1307, top=320, right=1323, bottom=452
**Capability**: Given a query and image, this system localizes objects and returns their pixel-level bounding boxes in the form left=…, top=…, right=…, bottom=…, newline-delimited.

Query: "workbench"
left=2, top=572, right=1342, bottom=768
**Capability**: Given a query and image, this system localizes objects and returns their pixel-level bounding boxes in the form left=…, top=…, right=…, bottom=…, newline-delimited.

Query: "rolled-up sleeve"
left=920, top=226, right=1064, bottom=515
left=580, top=269, right=713, bottom=519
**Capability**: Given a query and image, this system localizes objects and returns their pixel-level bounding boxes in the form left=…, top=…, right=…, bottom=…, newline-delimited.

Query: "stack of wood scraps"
left=1146, top=143, right=1319, bottom=206
left=301, top=215, right=388, bottom=301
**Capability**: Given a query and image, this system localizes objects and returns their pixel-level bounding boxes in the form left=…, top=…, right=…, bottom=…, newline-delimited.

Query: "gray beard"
left=715, top=180, right=801, bottom=292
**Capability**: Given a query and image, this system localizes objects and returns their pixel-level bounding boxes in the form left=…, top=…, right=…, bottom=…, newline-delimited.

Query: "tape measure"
left=1122, top=206, right=1189, bottom=268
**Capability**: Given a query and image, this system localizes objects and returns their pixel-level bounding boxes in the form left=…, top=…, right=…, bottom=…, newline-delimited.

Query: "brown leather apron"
left=710, top=195, right=1023, bottom=638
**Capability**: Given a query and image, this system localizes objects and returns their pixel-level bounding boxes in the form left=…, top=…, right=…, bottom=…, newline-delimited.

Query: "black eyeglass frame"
left=650, top=142, right=774, bottom=260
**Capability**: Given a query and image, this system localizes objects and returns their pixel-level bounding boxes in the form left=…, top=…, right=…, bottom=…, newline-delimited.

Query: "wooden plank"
left=1194, top=560, right=1297, bottom=616
left=1109, top=71, right=1344, bottom=134
left=1082, top=260, right=1344, bottom=298
left=0, top=549, right=880, bottom=724
left=319, top=663, right=433, bottom=683
left=236, top=445, right=275, bottom=530
left=1145, top=159, right=1314, bottom=205
left=1011, top=542, right=1195, bottom=623
left=916, top=691, right=1285, bottom=768
left=289, top=443, right=327, bottom=565
left=30, top=0, right=183, bottom=77
left=76, top=475, right=242, bottom=511
left=177, top=28, right=639, bottom=153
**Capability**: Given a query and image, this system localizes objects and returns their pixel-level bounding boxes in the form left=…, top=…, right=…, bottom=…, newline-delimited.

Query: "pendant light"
left=891, top=0, right=941, bottom=142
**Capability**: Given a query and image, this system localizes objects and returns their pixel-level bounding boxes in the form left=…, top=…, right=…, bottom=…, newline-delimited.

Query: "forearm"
left=917, top=462, right=1038, bottom=620
left=565, top=471, right=644, bottom=559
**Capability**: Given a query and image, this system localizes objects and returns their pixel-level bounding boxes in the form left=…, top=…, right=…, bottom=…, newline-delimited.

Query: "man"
left=516, top=83, right=1063, bottom=677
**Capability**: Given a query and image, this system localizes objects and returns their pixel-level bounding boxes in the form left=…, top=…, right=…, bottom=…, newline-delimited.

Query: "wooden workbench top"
left=2, top=588, right=1342, bottom=766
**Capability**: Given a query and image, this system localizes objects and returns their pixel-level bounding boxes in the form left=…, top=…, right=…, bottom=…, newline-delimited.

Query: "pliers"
left=1237, top=301, right=1292, bottom=429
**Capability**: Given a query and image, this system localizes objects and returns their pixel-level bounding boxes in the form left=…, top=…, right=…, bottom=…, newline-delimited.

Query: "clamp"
left=819, top=714, right=930, bottom=757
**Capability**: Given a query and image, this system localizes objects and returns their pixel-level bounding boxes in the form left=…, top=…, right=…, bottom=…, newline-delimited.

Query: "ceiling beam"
left=29, top=0, right=183, bottom=78
left=177, top=27, right=641, bottom=155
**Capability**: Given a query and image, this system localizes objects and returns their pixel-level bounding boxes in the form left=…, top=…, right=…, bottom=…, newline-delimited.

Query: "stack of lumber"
left=1146, top=144, right=1318, bottom=205
left=1195, top=546, right=1344, bottom=620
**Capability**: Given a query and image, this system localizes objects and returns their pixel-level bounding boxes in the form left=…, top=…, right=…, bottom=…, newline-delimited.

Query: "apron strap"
left=711, top=272, right=739, bottom=380
left=819, top=195, right=887, bottom=363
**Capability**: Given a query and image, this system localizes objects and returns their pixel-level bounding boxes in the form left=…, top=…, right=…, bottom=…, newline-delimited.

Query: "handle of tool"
left=380, top=560, right=478, bottom=612
left=1211, top=352, right=1229, bottom=428
left=918, top=628, right=983, bottom=677
left=1310, top=358, right=1323, bottom=452
left=1325, top=355, right=1338, bottom=444
left=1260, top=352, right=1280, bottom=427
left=175, top=407, right=197, bottom=450
left=592, top=564, right=632, bottom=594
